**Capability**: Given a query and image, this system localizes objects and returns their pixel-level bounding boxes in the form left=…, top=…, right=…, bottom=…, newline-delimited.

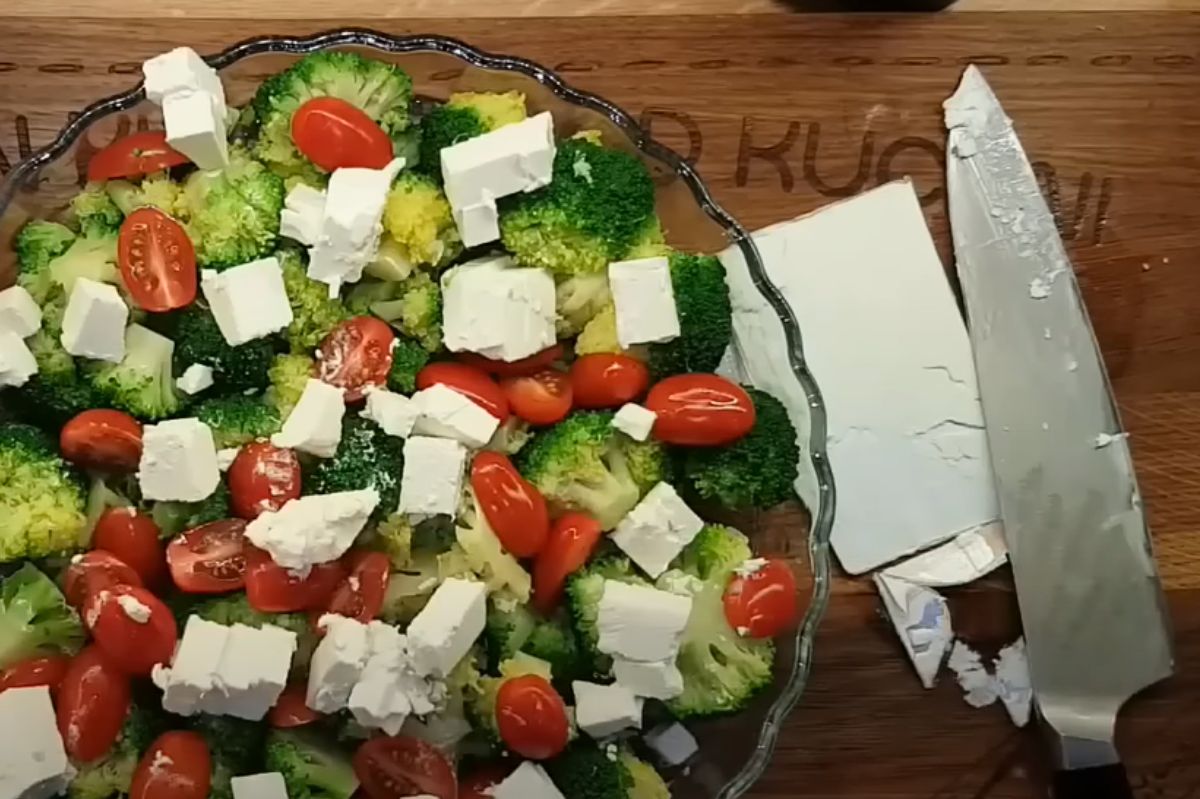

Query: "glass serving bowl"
left=0, top=29, right=836, bottom=799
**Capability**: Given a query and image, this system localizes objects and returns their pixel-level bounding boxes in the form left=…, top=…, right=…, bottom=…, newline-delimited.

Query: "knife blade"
left=944, top=65, right=1173, bottom=797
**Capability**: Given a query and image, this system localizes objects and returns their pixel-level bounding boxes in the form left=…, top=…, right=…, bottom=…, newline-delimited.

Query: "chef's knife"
left=944, top=66, right=1173, bottom=799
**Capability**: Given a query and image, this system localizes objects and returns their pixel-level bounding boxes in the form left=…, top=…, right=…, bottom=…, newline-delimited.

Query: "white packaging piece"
left=271, top=379, right=346, bottom=457
left=398, top=436, right=468, bottom=518
left=611, top=403, right=656, bottom=442
left=881, top=522, right=1008, bottom=587
left=200, top=258, right=293, bottom=346
left=138, top=418, right=221, bottom=502
left=0, top=329, right=38, bottom=388
left=873, top=573, right=952, bottom=690
left=608, top=256, right=681, bottom=349
left=245, top=489, right=379, bottom=573
left=0, top=285, right=42, bottom=338
left=441, top=255, right=557, bottom=362
left=61, top=277, right=128, bottom=362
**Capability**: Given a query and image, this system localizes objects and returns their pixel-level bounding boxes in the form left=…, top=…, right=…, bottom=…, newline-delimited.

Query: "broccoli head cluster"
left=178, top=146, right=284, bottom=269
left=173, top=303, right=276, bottom=393
left=69, top=182, right=124, bottom=237
left=195, top=394, right=282, bottom=449
left=386, top=336, right=429, bottom=394
left=0, top=425, right=87, bottom=563
left=265, top=352, right=315, bottom=418
left=345, top=271, right=442, bottom=352
left=264, top=727, right=359, bottom=799
left=85, top=324, right=183, bottom=421
left=417, top=90, right=527, bottom=176
left=68, top=698, right=168, bottom=799
left=485, top=603, right=586, bottom=690
left=304, top=417, right=404, bottom=518
left=646, top=252, right=732, bottom=379
left=278, top=248, right=350, bottom=352
left=14, top=220, right=77, bottom=302
left=380, top=171, right=462, bottom=270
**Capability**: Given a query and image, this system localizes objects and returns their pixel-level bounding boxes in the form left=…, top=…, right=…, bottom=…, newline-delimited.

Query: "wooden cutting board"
left=2, top=13, right=1199, bottom=797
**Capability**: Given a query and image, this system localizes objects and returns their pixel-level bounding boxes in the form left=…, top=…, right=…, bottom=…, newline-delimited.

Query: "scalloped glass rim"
left=0, top=28, right=837, bottom=798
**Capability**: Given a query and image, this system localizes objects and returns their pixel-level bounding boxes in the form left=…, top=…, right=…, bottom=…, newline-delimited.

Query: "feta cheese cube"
left=209, top=624, right=296, bottom=720
left=362, top=388, right=420, bottom=438
left=490, top=761, right=564, bottom=799
left=348, top=622, right=418, bottom=735
left=441, top=112, right=556, bottom=210
left=572, top=681, right=643, bottom=739
left=399, top=436, right=467, bottom=518
left=200, top=257, right=293, bottom=346
left=608, top=256, right=681, bottom=349
left=162, top=89, right=229, bottom=171
left=611, top=482, right=704, bottom=578
left=644, top=721, right=698, bottom=766
left=411, top=383, right=499, bottom=448
left=441, top=256, right=557, bottom=362
left=406, top=578, right=487, bottom=677
left=176, top=363, right=215, bottom=395
left=231, top=773, right=288, bottom=799
left=279, top=184, right=327, bottom=246
left=272, top=379, right=346, bottom=457
left=142, top=46, right=224, bottom=106
left=245, top=489, right=379, bottom=573
left=0, top=329, right=38, bottom=388
left=612, top=656, right=683, bottom=700
left=0, top=285, right=42, bottom=338
left=453, top=200, right=500, bottom=247
left=307, top=615, right=371, bottom=713
left=216, top=447, right=240, bottom=471
left=611, top=403, right=656, bottom=442
left=139, top=418, right=221, bottom=501
left=152, top=616, right=230, bottom=716
left=61, top=277, right=128, bottom=362
left=0, top=687, right=74, bottom=799
left=597, top=580, right=692, bottom=662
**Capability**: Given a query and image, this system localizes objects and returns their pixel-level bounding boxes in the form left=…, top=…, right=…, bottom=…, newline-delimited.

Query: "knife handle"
left=1052, top=764, right=1134, bottom=799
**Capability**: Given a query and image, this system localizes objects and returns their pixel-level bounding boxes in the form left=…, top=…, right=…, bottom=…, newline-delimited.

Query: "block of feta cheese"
left=441, top=255, right=557, bottom=362
left=611, top=403, right=657, bottom=442
left=399, top=436, right=468, bottom=518
left=207, top=623, right=296, bottom=720
left=152, top=616, right=230, bottom=715
left=0, top=687, right=75, bottom=799
left=216, top=447, right=239, bottom=471
left=271, top=379, right=346, bottom=457
left=307, top=614, right=371, bottom=713
left=348, top=622, right=445, bottom=735
left=610, top=482, right=703, bottom=578
left=279, top=184, right=327, bottom=246
left=452, top=200, right=500, bottom=248
left=142, top=46, right=225, bottom=106
left=200, top=257, right=293, bottom=346
left=361, top=388, right=420, bottom=438
left=612, top=656, right=684, bottom=700
left=644, top=722, right=699, bottom=767
left=597, top=580, right=692, bottom=662
left=490, top=761, right=565, bottom=799
left=411, top=383, right=499, bottom=448
left=441, top=112, right=556, bottom=210
left=0, top=285, right=42, bottom=338
left=0, top=328, right=38, bottom=388
left=231, top=773, right=288, bottom=799
left=61, top=277, right=128, bottom=362
left=608, top=256, right=681, bottom=349
left=162, top=90, right=229, bottom=172
left=177, top=362, right=215, bottom=395
left=139, top=417, right=221, bottom=501
left=406, top=578, right=487, bottom=677
left=307, top=158, right=406, bottom=296
left=245, top=489, right=379, bottom=573
left=572, top=681, right=644, bottom=739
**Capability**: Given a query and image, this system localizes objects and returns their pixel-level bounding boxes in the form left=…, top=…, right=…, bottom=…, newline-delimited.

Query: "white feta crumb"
left=946, top=640, right=996, bottom=708
left=572, top=681, right=643, bottom=739
left=0, top=686, right=75, bottom=799
left=176, top=363, right=215, bottom=395
left=597, top=580, right=692, bottom=663
left=279, top=184, right=327, bottom=247
left=440, top=255, right=557, bottom=362
left=406, top=578, right=487, bottom=677
left=0, top=285, right=42, bottom=338
left=216, top=448, right=240, bottom=471
left=117, top=594, right=152, bottom=624
left=231, top=772, right=288, bottom=799
left=1093, top=431, right=1130, bottom=449
left=993, top=638, right=1032, bottom=727
left=734, top=557, right=769, bottom=578
left=489, top=761, right=564, bottom=799
left=611, top=656, right=683, bottom=700
left=611, top=403, right=656, bottom=442
left=0, top=329, right=38, bottom=388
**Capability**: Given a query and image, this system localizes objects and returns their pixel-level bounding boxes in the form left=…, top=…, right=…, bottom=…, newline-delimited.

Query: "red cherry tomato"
left=57, top=646, right=132, bottom=763
left=354, top=736, right=458, bottom=799
left=325, top=551, right=391, bottom=623
left=118, top=207, right=197, bottom=312
left=228, top=442, right=302, bottom=520
left=92, top=508, right=167, bottom=588
left=318, top=317, right=396, bottom=402
left=166, top=519, right=248, bottom=594
left=0, top=655, right=70, bottom=696
left=470, top=452, right=549, bottom=558
left=291, top=97, right=394, bottom=173
left=458, top=344, right=564, bottom=378
left=645, top=373, right=756, bottom=446
left=60, top=409, right=143, bottom=472
left=245, top=546, right=347, bottom=613
left=416, top=363, right=509, bottom=422
left=570, top=354, right=650, bottom=409
left=87, top=130, right=190, bottom=181
left=458, top=765, right=511, bottom=799
left=501, top=370, right=573, bottom=426
left=82, top=584, right=177, bottom=676
left=268, top=683, right=321, bottom=728
left=130, top=731, right=212, bottom=799
left=63, top=550, right=143, bottom=608
left=532, top=513, right=603, bottom=614
left=495, top=675, right=570, bottom=760
left=723, top=558, right=799, bottom=639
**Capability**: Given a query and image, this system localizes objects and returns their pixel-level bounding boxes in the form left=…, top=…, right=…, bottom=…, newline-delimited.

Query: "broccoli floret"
left=575, top=303, right=647, bottom=359
left=304, top=417, right=404, bottom=518
left=380, top=171, right=462, bottom=269
left=451, top=91, right=528, bottom=130
left=86, top=324, right=182, bottom=420
left=189, top=713, right=267, bottom=799
left=0, top=562, right=84, bottom=667
left=386, top=337, right=429, bottom=394
left=173, top=304, right=275, bottom=393
left=625, top=215, right=671, bottom=259
left=150, top=482, right=232, bottom=538
left=680, top=388, right=798, bottom=510
left=195, top=394, right=282, bottom=448
left=545, top=742, right=633, bottom=799
left=451, top=491, right=532, bottom=607
left=14, top=220, right=76, bottom=302
left=621, top=751, right=671, bottom=799
left=500, top=138, right=656, bottom=275
left=556, top=272, right=612, bottom=336
left=253, top=51, right=413, bottom=181
left=346, top=272, right=442, bottom=352
left=0, top=424, right=87, bottom=563
left=68, top=699, right=168, bottom=799
left=417, top=91, right=527, bottom=176
left=485, top=417, right=533, bottom=456
left=565, top=556, right=648, bottom=675
left=279, top=248, right=349, bottom=353
left=371, top=511, right=414, bottom=568
left=486, top=603, right=585, bottom=687
left=466, top=654, right=555, bottom=744
left=177, top=146, right=284, bottom=269
left=48, top=233, right=120, bottom=296
left=105, top=172, right=183, bottom=216
left=264, top=727, right=359, bottom=799
left=265, top=353, right=315, bottom=417
left=70, top=182, right=124, bottom=237
left=379, top=553, right=439, bottom=625
left=646, top=252, right=731, bottom=379
left=187, top=591, right=316, bottom=674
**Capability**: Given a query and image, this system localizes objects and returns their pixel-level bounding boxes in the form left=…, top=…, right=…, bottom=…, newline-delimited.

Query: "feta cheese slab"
left=307, top=614, right=371, bottom=713
left=608, top=256, right=681, bottom=349
left=362, top=388, right=420, bottom=439
left=152, top=616, right=230, bottom=716
left=201, top=258, right=293, bottom=346
left=873, top=573, right=952, bottom=690
left=611, top=656, right=683, bottom=700
left=245, top=489, right=379, bottom=573
left=177, top=363, right=215, bottom=395
left=411, top=383, right=499, bottom=448
left=216, top=447, right=240, bottom=471
left=644, top=722, right=698, bottom=767
left=597, top=580, right=692, bottom=663
left=0, top=329, right=38, bottom=388
left=142, top=46, right=224, bottom=106
left=490, top=761, right=564, bottom=799
left=441, top=255, right=557, bottom=362
left=162, top=89, right=229, bottom=172
left=61, top=277, right=128, bottom=362
left=0, top=285, right=42, bottom=338
left=407, top=578, right=487, bottom=677
left=231, top=773, right=288, bottom=799
left=399, top=436, right=468, bottom=518
left=572, top=681, right=643, bottom=739
left=441, top=111, right=556, bottom=210
left=611, top=403, right=656, bottom=442
left=452, top=200, right=500, bottom=248
left=209, top=623, right=296, bottom=720
left=138, top=418, right=221, bottom=501
left=272, top=379, right=346, bottom=457
left=279, top=184, right=327, bottom=246
left=0, top=687, right=74, bottom=799
left=610, top=482, right=703, bottom=578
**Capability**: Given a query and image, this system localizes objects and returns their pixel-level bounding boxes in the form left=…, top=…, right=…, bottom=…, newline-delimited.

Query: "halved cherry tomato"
left=501, top=370, right=573, bottom=426
left=88, top=130, right=190, bottom=182
left=354, top=736, right=458, bottom=799
left=0, top=655, right=70, bottom=696
left=495, top=675, right=569, bottom=760
left=268, top=683, right=321, bottom=728
left=318, top=317, right=396, bottom=402
left=92, top=508, right=167, bottom=588
left=291, top=97, right=394, bottom=173
left=723, top=558, right=799, bottom=639
left=458, top=344, right=564, bottom=378
left=57, top=646, right=132, bottom=763
left=166, top=519, right=248, bottom=594
left=63, top=550, right=143, bottom=609
left=228, top=442, right=302, bottom=520
left=245, top=546, right=346, bottom=613
left=532, top=513, right=603, bottom=614
left=416, top=362, right=509, bottom=422
left=60, top=409, right=143, bottom=472
left=325, top=551, right=391, bottom=623
left=82, top=584, right=177, bottom=676
left=458, top=765, right=511, bottom=799
left=130, top=731, right=212, bottom=799
left=470, top=452, right=549, bottom=558
left=645, top=373, right=756, bottom=446
left=118, top=207, right=197, bottom=312
left=570, top=353, right=650, bottom=409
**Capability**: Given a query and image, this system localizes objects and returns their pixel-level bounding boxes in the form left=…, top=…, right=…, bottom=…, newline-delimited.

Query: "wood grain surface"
left=2, top=13, right=1199, bottom=798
